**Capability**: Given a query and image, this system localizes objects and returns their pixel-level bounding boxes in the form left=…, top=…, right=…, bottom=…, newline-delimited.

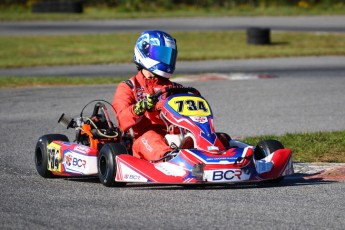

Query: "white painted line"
left=174, top=73, right=276, bottom=82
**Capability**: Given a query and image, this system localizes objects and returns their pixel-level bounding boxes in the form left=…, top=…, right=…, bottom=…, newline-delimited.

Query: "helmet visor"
left=148, top=45, right=177, bottom=66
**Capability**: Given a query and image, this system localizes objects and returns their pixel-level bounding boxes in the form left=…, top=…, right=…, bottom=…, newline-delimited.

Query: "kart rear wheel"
left=254, top=139, right=285, bottom=183
left=98, top=143, right=127, bottom=187
left=35, top=134, right=69, bottom=178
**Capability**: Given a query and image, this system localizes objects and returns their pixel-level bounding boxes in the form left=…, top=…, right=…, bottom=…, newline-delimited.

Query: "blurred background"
left=0, top=0, right=344, bottom=84
left=1, top=0, right=344, bottom=20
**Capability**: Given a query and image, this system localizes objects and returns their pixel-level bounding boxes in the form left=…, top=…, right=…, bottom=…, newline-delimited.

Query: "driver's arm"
left=112, top=82, right=142, bottom=132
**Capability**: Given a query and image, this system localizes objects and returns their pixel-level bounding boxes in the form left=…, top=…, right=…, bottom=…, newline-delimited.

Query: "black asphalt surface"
left=1, top=16, right=345, bottom=230
left=1, top=72, right=345, bottom=229
left=1, top=16, right=345, bottom=35
left=1, top=56, right=344, bottom=78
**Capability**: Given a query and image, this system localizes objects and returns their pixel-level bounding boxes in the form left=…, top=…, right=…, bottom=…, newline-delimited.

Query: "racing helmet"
left=134, top=30, right=178, bottom=79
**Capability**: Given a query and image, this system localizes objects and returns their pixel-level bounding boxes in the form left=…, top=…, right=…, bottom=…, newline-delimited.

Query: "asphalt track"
left=1, top=16, right=345, bottom=35
left=1, top=16, right=345, bottom=229
left=1, top=56, right=345, bottom=78
left=1, top=70, right=345, bottom=229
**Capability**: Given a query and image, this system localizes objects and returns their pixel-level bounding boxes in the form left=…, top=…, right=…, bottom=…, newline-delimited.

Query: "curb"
left=174, top=73, right=276, bottom=82
left=290, top=163, right=345, bottom=181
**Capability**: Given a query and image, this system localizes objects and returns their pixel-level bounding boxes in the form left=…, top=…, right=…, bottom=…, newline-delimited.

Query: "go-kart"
left=35, top=86, right=293, bottom=187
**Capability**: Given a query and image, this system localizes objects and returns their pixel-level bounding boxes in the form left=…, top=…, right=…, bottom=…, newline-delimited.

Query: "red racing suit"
left=112, top=71, right=176, bottom=161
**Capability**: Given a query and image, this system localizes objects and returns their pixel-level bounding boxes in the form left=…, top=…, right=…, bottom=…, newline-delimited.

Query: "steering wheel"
left=149, top=86, right=200, bottom=112
left=153, top=86, right=200, bottom=100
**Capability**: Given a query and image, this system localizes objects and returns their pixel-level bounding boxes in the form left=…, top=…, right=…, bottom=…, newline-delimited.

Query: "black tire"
left=254, top=139, right=285, bottom=183
left=98, top=143, right=128, bottom=187
left=253, top=139, right=284, bottom=160
left=246, top=27, right=271, bottom=45
left=35, top=134, right=69, bottom=178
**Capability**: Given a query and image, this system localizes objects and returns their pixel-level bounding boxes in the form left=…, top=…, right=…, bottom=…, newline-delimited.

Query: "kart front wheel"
left=254, top=139, right=285, bottom=183
left=254, top=139, right=284, bottom=160
left=98, top=143, right=127, bottom=187
left=35, top=134, right=69, bottom=178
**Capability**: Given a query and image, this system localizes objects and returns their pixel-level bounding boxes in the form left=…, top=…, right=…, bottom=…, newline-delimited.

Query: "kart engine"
left=58, top=100, right=122, bottom=151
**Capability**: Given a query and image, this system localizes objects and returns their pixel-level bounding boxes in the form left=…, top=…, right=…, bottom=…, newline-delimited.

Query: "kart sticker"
left=190, top=116, right=208, bottom=124
left=255, top=160, right=274, bottom=174
left=62, top=150, right=97, bottom=175
left=154, top=162, right=187, bottom=177
left=47, top=142, right=62, bottom=172
left=74, top=145, right=91, bottom=154
left=207, top=146, right=219, bottom=151
left=118, top=163, right=148, bottom=182
left=204, top=169, right=250, bottom=182
left=187, top=148, right=251, bottom=164
left=168, top=96, right=211, bottom=117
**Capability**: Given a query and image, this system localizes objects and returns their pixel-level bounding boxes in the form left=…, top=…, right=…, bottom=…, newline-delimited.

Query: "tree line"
left=1, top=0, right=343, bottom=8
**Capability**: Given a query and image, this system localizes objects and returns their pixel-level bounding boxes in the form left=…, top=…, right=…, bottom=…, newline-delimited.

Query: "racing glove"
left=133, top=94, right=158, bottom=116
left=146, top=94, right=158, bottom=110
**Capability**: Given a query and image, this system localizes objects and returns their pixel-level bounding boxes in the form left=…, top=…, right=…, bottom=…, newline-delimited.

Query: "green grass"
left=243, top=130, right=345, bottom=163
left=1, top=31, right=345, bottom=68
left=0, top=4, right=344, bottom=21
left=0, top=76, right=127, bottom=88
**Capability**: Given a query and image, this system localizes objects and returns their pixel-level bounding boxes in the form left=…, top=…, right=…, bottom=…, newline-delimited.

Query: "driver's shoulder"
left=172, top=82, right=183, bottom=88
left=122, top=79, right=134, bottom=90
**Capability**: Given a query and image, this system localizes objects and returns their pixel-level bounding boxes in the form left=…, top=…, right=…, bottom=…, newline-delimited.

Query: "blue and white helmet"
left=134, top=30, right=177, bottom=78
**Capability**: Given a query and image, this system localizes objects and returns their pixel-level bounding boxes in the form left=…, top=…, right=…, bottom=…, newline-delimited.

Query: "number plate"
left=168, top=96, right=211, bottom=116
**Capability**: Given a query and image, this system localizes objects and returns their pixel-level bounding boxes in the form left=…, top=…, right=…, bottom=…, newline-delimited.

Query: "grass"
left=0, top=76, right=127, bottom=88
left=1, top=31, right=345, bottom=68
left=243, top=130, right=345, bottom=163
left=0, top=4, right=344, bottom=21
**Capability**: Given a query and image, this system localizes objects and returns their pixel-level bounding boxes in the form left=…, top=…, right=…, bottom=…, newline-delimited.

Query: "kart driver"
left=112, top=30, right=182, bottom=162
